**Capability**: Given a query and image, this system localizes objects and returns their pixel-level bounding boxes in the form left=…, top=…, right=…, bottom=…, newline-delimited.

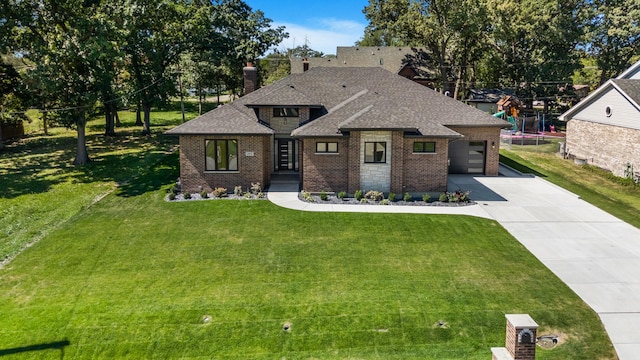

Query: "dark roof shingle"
left=167, top=67, right=511, bottom=137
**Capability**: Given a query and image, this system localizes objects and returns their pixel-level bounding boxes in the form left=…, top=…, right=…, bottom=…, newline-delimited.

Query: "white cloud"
left=273, top=20, right=365, bottom=56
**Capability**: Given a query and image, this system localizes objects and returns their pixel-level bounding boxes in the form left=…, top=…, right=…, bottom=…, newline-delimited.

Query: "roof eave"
left=164, top=131, right=274, bottom=136
left=245, top=103, right=323, bottom=108
left=338, top=126, right=418, bottom=132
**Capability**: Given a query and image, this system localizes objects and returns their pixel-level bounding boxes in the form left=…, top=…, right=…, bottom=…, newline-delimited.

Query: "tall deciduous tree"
left=584, top=0, right=640, bottom=84
left=214, top=0, right=287, bottom=95
left=122, top=0, right=211, bottom=135
left=2, top=0, right=121, bottom=164
left=0, top=60, right=27, bottom=150
left=360, top=0, right=412, bottom=46
left=361, top=0, right=584, bottom=104
left=483, top=0, right=583, bottom=107
left=362, top=0, right=491, bottom=98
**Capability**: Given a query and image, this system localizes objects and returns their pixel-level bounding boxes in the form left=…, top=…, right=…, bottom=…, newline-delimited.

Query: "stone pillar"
left=491, top=314, right=538, bottom=360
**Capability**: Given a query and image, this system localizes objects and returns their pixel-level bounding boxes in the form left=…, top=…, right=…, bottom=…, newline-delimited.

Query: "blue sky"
left=243, top=0, right=369, bottom=55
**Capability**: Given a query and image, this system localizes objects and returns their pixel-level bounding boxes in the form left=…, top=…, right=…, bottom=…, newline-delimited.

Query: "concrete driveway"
left=269, top=168, right=640, bottom=359
left=451, top=172, right=640, bottom=360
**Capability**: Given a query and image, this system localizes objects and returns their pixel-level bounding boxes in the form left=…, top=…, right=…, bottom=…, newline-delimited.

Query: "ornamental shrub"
left=403, top=192, right=411, bottom=202
left=200, top=190, right=209, bottom=199
left=439, top=193, right=447, bottom=202
left=365, top=190, right=383, bottom=201
left=388, top=192, right=396, bottom=201
left=337, top=191, right=347, bottom=199
left=184, top=192, right=192, bottom=199
left=301, top=191, right=314, bottom=202
left=422, top=193, right=431, bottom=202
left=354, top=189, right=363, bottom=201
left=320, top=191, right=328, bottom=201
left=213, top=187, right=227, bottom=198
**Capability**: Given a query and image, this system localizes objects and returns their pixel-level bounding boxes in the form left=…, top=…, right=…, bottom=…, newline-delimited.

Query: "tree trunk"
left=105, top=104, right=115, bottom=136
left=135, top=101, right=143, bottom=126
left=73, top=111, right=90, bottom=165
left=0, top=124, right=3, bottom=151
left=198, top=92, right=203, bottom=115
left=454, top=68, right=462, bottom=101
left=115, top=108, right=121, bottom=127
left=42, top=107, right=49, bottom=136
left=142, top=102, right=151, bottom=135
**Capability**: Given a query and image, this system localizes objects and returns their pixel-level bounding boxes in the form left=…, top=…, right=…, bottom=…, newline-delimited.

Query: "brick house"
left=166, top=66, right=510, bottom=195
left=560, top=60, right=640, bottom=178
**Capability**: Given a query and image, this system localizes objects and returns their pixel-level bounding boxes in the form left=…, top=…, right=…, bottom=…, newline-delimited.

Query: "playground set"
left=493, top=95, right=565, bottom=147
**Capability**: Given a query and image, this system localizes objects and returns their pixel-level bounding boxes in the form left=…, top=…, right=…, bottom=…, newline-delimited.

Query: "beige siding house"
left=560, top=60, right=640, bottom=178
left=166, top=67, right=510, bottom=195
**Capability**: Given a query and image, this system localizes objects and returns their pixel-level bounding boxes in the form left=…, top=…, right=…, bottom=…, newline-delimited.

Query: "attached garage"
left=448, top=140, right=487, bottom=174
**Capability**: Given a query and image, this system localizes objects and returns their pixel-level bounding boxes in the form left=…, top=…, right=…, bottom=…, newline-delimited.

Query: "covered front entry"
left=275, top=138, right=298, bottom=171
left=448, top=140, right=486, bottom=174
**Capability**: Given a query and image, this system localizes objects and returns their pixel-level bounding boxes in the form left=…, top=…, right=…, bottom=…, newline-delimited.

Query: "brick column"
left=390, top=131, right=404, bottom=194
left=492, top=314, right=538, bottom=360
left=347, top=132, right=361, bottom=194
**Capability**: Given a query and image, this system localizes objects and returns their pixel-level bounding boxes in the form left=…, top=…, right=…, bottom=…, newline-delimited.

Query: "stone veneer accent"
left=566, top=119, right=640, bottom=177
left=178, top=135, right=271, bottom=193
left=448, top=126, right=502, bottom=176
left=360, top=131, right=392, bottom=192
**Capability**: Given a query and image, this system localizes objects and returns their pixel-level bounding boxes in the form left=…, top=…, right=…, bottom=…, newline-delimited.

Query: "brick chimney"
left=491, top=314, right=538, bottom=360
left=243, top=61, right=258, bottom=95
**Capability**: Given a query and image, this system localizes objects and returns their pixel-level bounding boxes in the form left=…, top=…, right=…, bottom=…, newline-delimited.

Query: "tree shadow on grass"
left=115, top=151, right=179, bottom=197
left=0, top=129, right=179, bottom=199
left=499, top=154, right=547, bottom=178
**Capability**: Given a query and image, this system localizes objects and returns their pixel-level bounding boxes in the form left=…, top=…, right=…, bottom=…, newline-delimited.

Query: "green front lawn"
left=0, top=115, right=616, bottom=358
left=0, top=172, right=615, bottom=358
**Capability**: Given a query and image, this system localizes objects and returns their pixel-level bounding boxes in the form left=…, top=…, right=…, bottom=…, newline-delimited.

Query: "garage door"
left=448, top=141, right=486, bottom=174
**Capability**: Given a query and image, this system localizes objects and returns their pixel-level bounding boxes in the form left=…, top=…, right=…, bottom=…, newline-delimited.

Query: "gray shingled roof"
left=612, top=79, right=640, bottom=105
left=166, top=67, right=511, bottom=137
left=164, top=102, right=274, bottom=135
left=245, top=82, right=322, bottom=107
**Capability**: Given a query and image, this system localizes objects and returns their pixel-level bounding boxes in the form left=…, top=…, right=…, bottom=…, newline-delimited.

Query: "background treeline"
left=357, top=0, right=640, bottom=105
left=0, top=0, right=287, bottom=162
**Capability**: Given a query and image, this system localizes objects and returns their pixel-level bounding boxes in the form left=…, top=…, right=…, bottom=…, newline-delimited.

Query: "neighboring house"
left=560, top=60, right=640, bottom=178
left=290, top=46, right=452, bottom=94
left=466, top=89, right=516, bottom=114
left=166, top=66, right=511, bottom=195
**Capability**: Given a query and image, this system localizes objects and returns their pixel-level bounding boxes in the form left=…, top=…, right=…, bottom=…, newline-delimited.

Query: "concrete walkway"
left=267, top=167, right=640, bottom=359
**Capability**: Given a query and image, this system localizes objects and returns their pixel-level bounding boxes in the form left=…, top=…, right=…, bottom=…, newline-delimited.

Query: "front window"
left=413, top=141, right=436, bottom=153
left=364, top=142, right=386, bottom=163
left=206, top=139, right=238, bottom=171
left=273, top=107, right=299, bottom=117
left=316, top=142, right=338, bottom=153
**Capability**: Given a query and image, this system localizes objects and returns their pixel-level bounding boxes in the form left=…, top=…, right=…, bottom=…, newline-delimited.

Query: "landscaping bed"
left=299, top=189, right=476, bottom=206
